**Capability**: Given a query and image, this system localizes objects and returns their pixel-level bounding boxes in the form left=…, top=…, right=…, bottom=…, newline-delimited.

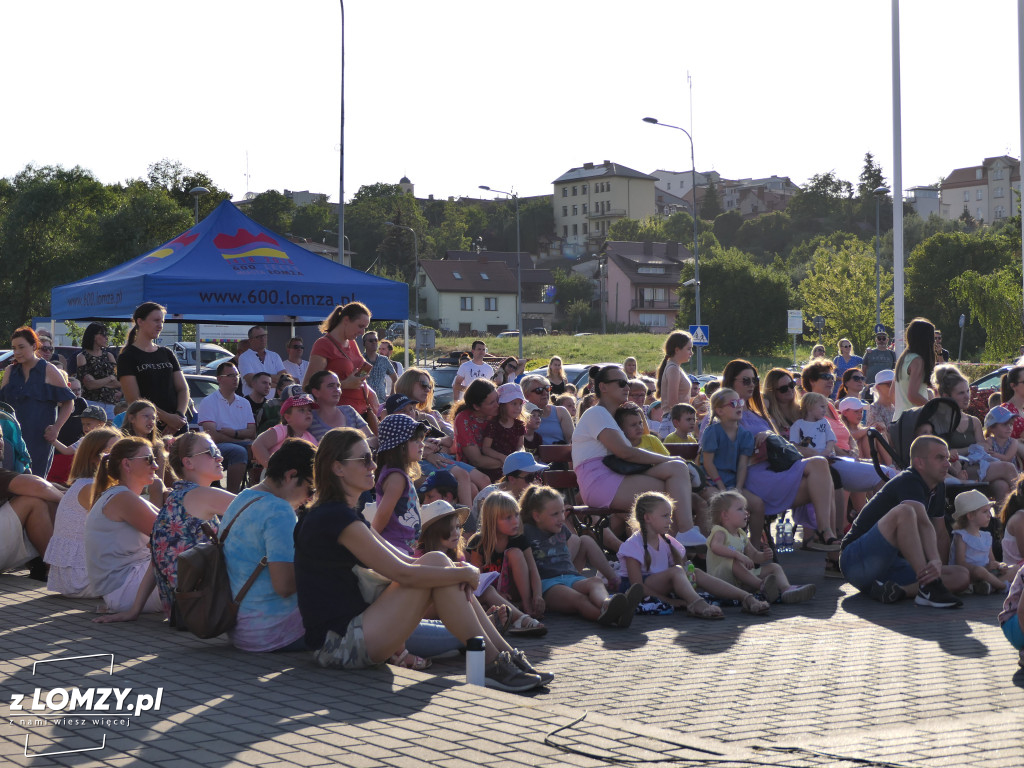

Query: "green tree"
left=712, top=209, right=744, bottom=249
left=146, top=158, right=230, bottom=220
left=606, top=216, right=666, bottom=242
left=786, top=170, right=853, bottom=222
left=951, top=263, right=1023, bottom=361
left=857, top=152, right=886, bottom=198
left=246, top=190, right=295, bottom=234
left=291, top=198, right=336, bottom=244
left=797, top=238, right=893, bottom=351
left=428, top=200, right=471, bottom=255
left=699, top=179, right=722, bottom=220
left=345, top=182, right=429, bottom=274
left=92, top=181, right=193, bottom=266
left=565, top=299, right=591, bottom=333
left=685, top=246, right=793, bottom=354
left=905, top=230, right=1016, bottom=355
left=733, top=211, right=793, bottom=263
left=551, top=268, right=594, bottom=311
left=663, top=211, right=696, bottom=245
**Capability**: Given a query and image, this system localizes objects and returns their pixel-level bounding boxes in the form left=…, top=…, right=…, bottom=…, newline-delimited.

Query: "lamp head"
left=642, top=117, right=659, bottom=124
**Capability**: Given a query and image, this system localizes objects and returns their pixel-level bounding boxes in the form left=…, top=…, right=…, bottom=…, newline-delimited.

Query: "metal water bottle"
left=465, top=636, right=486, bottom=686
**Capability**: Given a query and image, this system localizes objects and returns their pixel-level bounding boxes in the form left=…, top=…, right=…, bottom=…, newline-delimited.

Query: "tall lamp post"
left=873, top=185, right=890, bottom=326
left=642, top=117, right=702, bottom=375
left=189, top=186, right=209, bottom=225
left=385, top=221, right=418, bottom=368
left=338, top=0, right=346, bottom=266
left=479, top=185, right=523, bottom=359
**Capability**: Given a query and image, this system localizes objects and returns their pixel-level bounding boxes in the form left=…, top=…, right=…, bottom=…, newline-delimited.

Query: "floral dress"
left=150, top=480, right=219, bottom=618
left=78, top=350, right=120, bottom=405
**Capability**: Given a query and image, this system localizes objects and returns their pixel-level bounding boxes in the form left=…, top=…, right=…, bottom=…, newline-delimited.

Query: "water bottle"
left=465, top=636, right=486, bottom=687
left=686, top=561, right=696, bottom=587
left=775, top=517, right=787, bottom=554
left=783, top=518, right=794, bottom=553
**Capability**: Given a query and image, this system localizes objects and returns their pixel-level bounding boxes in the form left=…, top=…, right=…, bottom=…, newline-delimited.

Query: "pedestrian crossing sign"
left=689, top=325, right=709, bottom=346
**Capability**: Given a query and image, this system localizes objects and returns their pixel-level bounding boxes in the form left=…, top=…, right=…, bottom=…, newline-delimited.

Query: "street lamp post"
left=338, top=0, right=346, bottom=266
left=189, top=186, right=210, bottom=225
left=479, top=185, right=523, bottom=359
left=385, top=221, right=418, bottom=368
left=642, top=117, right=702, bottom=375
left=873, top=185, right=890, bottom=326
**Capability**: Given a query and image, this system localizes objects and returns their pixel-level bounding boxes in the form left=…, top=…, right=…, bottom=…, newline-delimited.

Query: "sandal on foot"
left=685, top=597, right=724, bottom=620
left=508, top=613, right=548, bottom=637
left=805, top=531, right=841, bottom=552
left=761, top=573, right=780, bottom=604
left=597, top=594, right=627, bottom=626
left=741, top=593, right=771, bottom=615
left=487, top=604, right=513, bottom=634
left=389, top=649, right=431, bottom=671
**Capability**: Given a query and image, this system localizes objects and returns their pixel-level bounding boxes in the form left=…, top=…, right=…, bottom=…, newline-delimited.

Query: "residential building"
left=904, top=186, right=941, bottom=219
left=720, top=176, right=798, bottom=218
left=602, top=241, right=692, bottom=334
left=939, top=156, right=1020, bottom=222
left=552, top=161, right=657, bottom=258
left=419, top=258, right=555, bottom=335
left=651, top=169, right=720, bottom=206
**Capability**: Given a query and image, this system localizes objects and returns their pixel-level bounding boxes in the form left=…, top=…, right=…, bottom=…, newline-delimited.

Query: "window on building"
left=460, top=297, right=473, bottom=311
left=637, top=266, right=666, bottom=275
left=561, top=205, right=567, bottom=216
left=978, top=207, right=983, bottom=219
left=995, top=168, right=1005, bottom=180
left=562, top=225, right=568, bottom=237
left=995, top=187, right=1004, bottom=198
left=977, top=190, right=984, bottom=200
left=582, top=203, right=588, bottom=214
left=484, top=297, right=497, bottom=311
left=667, top=182, right=671, bottom=189
left=582, top=223, right=588, bottom=234
left=572, top=186, right=578, bottom=196
left=562, top=187, right=568, bottom=197
left=452, top=271, right=462, bottom=279
left=480, top=273, right=489, bottom=280
left=963, top=191, right=969, bottom=202
left=581, top=184, right=588, bottom=194
left=637, top=313, right=667, bottom=327
left=572, top=205, right=578, bottom=216
left=996, top=206, right=1007, bottom=218
left=606, top=182, right=611, bottom=192
left=572, top=224, right=578, bottom=235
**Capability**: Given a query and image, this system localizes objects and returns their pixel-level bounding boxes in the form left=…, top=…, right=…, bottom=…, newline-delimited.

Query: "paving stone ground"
left=2, top=547, right=1023, bottom=767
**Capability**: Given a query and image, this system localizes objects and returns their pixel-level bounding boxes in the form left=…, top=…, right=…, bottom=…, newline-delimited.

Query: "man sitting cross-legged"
left=840, top=435, right=969, bottom=608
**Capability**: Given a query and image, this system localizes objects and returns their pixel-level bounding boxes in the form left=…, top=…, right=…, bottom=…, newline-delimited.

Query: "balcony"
left=587, top=208, right=626, bottom=220
left=630, top=299, right=677, bottom=310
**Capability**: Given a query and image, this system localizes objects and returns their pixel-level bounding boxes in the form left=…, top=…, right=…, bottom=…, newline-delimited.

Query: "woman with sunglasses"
left=151, top=432, right=236, bottom=620
left=293, top=428, right=550, bottom=691
left=520, top=374, right=574, bottom=446
left=492, top=356, right=524, bottom=387
left=85, top=437, right=163, bottom=618
left=837, top=368, right=867, bottom=401
left=572, top=365, right=695, bottom=535
left=832, top=339, right=863, bottom=399
left=762, top=368, right=801, bottom=440
left=721, top=360, right=840, bottom=551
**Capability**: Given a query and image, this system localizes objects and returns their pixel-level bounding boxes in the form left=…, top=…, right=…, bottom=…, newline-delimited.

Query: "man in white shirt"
left=196, top=362, right=256, bottom=492
left=237, top=326, right=287, bottom=397
left=281, top=336, right=308, bottom=384
left=452, top=340, right=494, bottom=402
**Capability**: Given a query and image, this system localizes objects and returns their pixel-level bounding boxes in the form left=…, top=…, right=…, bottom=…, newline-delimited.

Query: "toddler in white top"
left=950, top=489, right=1020, bottom=595
left=788, top=392, right=836, bottom=457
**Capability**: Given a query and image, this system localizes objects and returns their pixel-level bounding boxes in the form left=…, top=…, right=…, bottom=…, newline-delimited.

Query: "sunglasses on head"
left=341, top=453, right=375, bottom=468
left=775, top=381, right=796, bottom=393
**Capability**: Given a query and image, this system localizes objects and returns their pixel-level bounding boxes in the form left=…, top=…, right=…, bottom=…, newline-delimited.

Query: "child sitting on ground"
left=521, top=485, right=642, bottom=627
left=788, top=392, right=836, bottom=457
left=618, top=491, right=772, bottom=618
left=664, top=403, right=698, bottom=444
left=417, top=470, right=459, bottom=505
left=416, top=498, right=546, bottom=637
left=467, top=491, right=547, bottom=622
left=706, top=491, right=815, bottom=605
left=999, top=478, right=1024, bottom=565
left=950, top=489, right=1020, bottom=594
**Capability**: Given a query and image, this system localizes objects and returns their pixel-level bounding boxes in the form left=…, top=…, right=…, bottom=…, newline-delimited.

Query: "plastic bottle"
left=686, top=561, right=696, bottom=587
left=776, top=517, right=787, bottom=553
left=465, top=636, right=486, bottom=687
left=783, top=517, right=794, bottom=553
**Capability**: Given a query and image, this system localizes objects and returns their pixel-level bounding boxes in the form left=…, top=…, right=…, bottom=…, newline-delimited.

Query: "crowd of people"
left=2, top=303, right=1024, bottom=690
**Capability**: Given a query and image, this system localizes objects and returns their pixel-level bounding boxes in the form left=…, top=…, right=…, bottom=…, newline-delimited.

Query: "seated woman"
left=44, top=427, right=121, bottom=597
left=85, top=437, right=163, bottom=615
left=933, top=364, right=1017, bottom=503
left=491, top=356, right=524, bottom=386
left=720, top=360, right=840, bottom=550
left=452, top=379, right=504, bottom=481
left=762, top=368, right=801, bottom=441
left=521, top=374, right=575, bottom=446
left=220, top=439, right=317, bottom=652
left=837, top=367, right=867, bottom=401
left=293, top=427, right=551, bottom=692
left=151, top=432, right=236, bottom=620
left=306, top=370, right=375, bottom=446
left=121, top=399, right=170, bottom=503
left=571, top=364, right=695, bottom=540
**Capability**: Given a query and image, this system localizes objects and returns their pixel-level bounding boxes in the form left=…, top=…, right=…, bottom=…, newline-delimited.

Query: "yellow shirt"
left=639, top=434, right=669, bottom=455
left=664, top=432, right=697, bottom=444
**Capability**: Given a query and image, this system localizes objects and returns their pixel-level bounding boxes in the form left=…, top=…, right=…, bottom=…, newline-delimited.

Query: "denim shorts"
left=839, top=524, right=916, bottom=592
left=218, top=442, right=250, bottom=468
left=540, top=573, right=587, bottom=594
left=1002, top=617, right=1024, bottom=649
left=313, top=613, right=382, bottom=670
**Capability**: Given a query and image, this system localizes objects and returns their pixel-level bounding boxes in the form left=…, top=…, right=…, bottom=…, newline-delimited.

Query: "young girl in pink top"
left=251, top=394, right=319, bottom=469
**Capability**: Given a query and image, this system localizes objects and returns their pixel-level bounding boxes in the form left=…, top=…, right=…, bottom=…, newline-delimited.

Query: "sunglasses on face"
left=724, top=398, right=744, bottom=408
left=876, top=336, right=887, bottom=342
left=191, top=447, right=223, bottom=460
left=775, top=381, right=796, bottom=393
left=291, top=344, right=304, bottom=350
left=341, top=453, right=375, bottom=468
left=817, top=373, right=836, bottom=381
left=532, top=386, right=551, bottom=394
left=738, top=376, right=758, bottom=387
left=128, top=454, right=158, bottom=467
left=40, top=346, right=53, bottom=352
left=516, top=471, right=543, bottom=482
left=850, top=375, right=866, bottom=382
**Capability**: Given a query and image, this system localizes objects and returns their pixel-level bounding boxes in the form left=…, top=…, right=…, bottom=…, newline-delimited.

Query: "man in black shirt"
left=840, top=435, right=969, bottom=607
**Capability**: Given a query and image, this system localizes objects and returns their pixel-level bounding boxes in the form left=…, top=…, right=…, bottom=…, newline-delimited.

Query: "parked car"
left=184, top=373, right=219, bottom=428
left=428, top=366, right=460, bottom=413
left=496, top=330, right=520, bottom=339
left=385, top=321, right=424, bottom=341
left=171, top=342, right=234, bottom=369
left=968, top=357, right=1024, bottom=418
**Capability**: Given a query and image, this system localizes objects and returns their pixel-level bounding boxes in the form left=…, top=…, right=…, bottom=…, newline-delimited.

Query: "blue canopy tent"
left=50, top=200, right=408, bottom=325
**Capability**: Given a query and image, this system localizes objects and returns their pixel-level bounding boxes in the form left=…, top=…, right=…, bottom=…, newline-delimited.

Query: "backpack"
left=173, top=498, right=266, bottom=639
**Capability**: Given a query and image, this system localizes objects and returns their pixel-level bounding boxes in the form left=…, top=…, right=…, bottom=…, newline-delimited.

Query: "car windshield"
left=430, top=368, right=459, bottom=388
left=187, top=378, right=219, bottom=398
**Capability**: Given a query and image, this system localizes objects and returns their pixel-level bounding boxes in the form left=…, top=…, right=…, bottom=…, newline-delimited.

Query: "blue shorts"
left=1002, top=617, right=1024, bottom=649
left=541, top=573, right=587, bottom=594
left=219, top=442, right=250, bottom=468
left=839, top=524, right=917, bottom=592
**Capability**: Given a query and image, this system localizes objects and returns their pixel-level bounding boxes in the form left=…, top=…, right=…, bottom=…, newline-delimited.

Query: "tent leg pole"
left=195, top=324, right=201, bottom=375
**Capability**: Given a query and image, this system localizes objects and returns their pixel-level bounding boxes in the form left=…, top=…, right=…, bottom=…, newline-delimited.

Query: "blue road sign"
left=689, top=325, right=709, bottom=346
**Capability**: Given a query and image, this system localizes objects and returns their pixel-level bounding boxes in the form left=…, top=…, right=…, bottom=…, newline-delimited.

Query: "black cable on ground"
left=543, top=711, right=922, bottom=768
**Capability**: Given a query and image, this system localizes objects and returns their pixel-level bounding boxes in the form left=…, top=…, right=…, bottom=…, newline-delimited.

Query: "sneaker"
left=509, top=649, right=554, bottom=686
left=914, top=580, right=963, bottom=609
left=597, top=594, right=627, bottom=626
left=868, top=580, right=907, bottom=604
left=761, top=573, right=780, bottom=604
left=973, top=581, right=994, bottom=596
left=26, top=556, right=48, bottom=582
left=781, top=584, right=816, bottom=604
left=823, top=560, right=844, bottom=579
left=617, top=583, right=644, bottom=628
left=484, top=651, right=542, bottom=693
